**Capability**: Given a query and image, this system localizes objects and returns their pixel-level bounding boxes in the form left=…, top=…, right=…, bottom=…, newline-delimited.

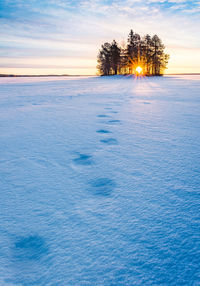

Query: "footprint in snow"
left=97, top=114, right=110, bottom=118
left=89, top=178, right=116, bottom=196
left=13, top=235, right=49, bottom=261
left=107, top=119, right=121, bottom=125
left=73, top=153, right=93, bottom=166
left=100, top=138, right=118, bottom=145
left=96, top=129, right=112, bottom=134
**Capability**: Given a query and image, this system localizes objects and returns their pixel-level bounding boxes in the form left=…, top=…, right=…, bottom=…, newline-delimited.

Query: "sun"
left=136, top=66, right=142, bottom=74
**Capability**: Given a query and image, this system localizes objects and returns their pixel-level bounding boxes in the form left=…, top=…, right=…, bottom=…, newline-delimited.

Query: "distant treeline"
left=0, top=74, right=69, bottom=77
left=97, top=30, right=169, bottom=76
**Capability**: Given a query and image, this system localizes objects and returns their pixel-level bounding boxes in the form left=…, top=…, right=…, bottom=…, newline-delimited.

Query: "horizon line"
left=1, top=73, right=200, bottom=78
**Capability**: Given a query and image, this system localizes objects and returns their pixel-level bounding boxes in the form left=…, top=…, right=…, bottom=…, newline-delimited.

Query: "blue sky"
left=0, top=0, right=200, bottom=74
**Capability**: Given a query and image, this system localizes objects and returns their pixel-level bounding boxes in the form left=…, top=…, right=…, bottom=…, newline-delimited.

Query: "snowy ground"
left=0, top=75, right=199, bottom=285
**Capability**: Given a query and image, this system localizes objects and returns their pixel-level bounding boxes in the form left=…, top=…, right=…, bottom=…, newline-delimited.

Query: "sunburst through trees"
left=97, top=30, right=169, bottom=76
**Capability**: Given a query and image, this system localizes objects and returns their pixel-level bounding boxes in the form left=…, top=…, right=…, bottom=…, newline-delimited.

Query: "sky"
left=0, top=0, right=200, bottom=75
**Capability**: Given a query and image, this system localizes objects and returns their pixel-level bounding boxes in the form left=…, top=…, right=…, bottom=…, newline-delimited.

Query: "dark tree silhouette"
left=127, top=30, right=141, bottom=73
left=110, top=40, right=121, bottom=75
left=97, top=42, right=111, bottom=76
left=142, top=34, right=152, bottom=75
left=97, top=30, right=169, bottom=76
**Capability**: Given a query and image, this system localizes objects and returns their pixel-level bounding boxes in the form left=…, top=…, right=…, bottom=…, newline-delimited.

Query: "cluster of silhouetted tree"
left=97, top=30, right=169, bottom=76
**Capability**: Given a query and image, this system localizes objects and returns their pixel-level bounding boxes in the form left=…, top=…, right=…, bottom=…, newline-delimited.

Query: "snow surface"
left=0, top=75, right=199, bottom=285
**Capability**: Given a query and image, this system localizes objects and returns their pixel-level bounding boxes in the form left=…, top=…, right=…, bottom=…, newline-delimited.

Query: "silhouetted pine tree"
left=120, top=40, right=129, bottom=74
left=151, top=35, right=163, bottom=75
left=110, top=40, right=121, bottom=75
left=97, top=43, right=111, bottom=75
left=127, top=30, right=135, bottom=74
left=142, top=34, right=153, bottom=75
left=127, top=30, right=141, bottom=73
